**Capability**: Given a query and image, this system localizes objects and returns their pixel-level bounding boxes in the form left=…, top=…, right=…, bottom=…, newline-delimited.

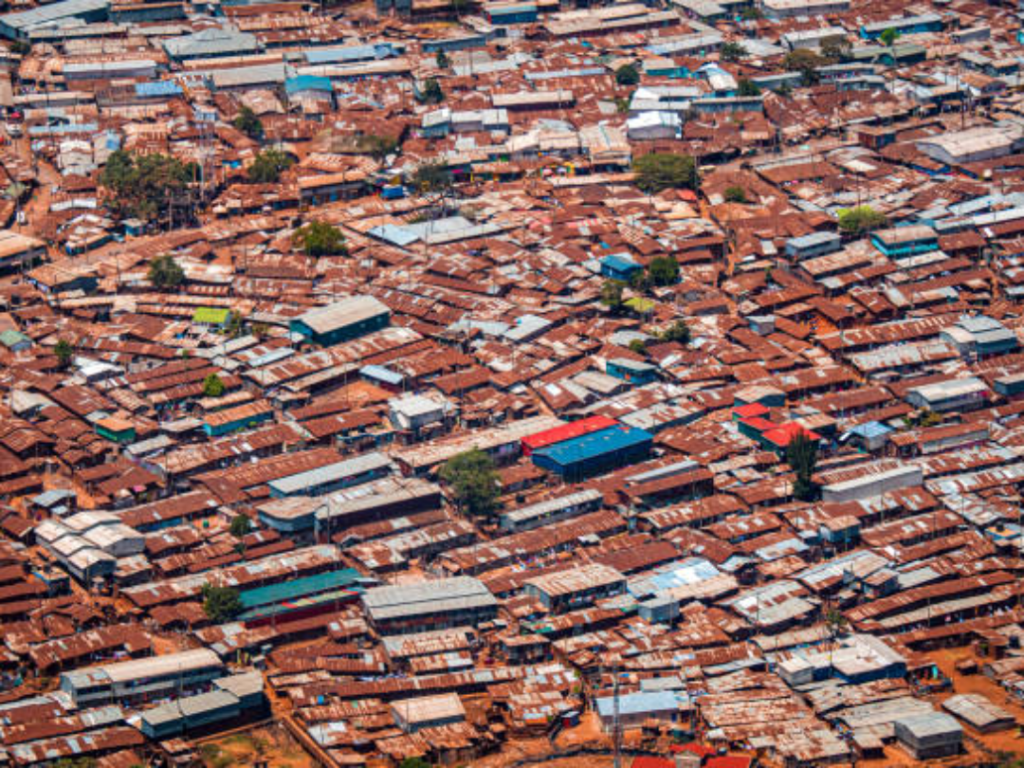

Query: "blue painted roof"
left=533, top=425, right=653, bottom=465
left=595, top=690, right=685, bottom=717
left=601, top=253, right=641, bottom=273
left=134, top=80, right=183, bottom=97
left=286, top=75, right=333, bottom=94
left=361, top=364, right=404, bottom=385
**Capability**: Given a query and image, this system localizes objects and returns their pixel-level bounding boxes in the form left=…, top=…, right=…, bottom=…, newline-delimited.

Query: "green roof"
left=193, top=307, right=231, bottom=324
left=624, top=297, right=656, bottom=312
left=239, top=567, right=363, bottom=610
left=0, top=329, right=30, bottom=348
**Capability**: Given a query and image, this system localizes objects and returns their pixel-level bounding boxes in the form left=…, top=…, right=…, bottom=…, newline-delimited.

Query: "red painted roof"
left=630, top=757, right=674, bottom=768
left=739, top=416, right=775, bottom=433
left=521, top=415, right=618, bottom=453
left=763, top=421, right=821, bottom=448
left=733, top=402, right=769, bottom=419
left=706, top=756, right=753, bottom=768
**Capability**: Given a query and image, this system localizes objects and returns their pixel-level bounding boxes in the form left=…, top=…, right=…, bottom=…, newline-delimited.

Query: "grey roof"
left=141, top=689, right=238, bottom=727
left=295, top=295, right=390, bottom=336
left=0, top=0, right=109, bottom=32
left=362, top=576, right=497, bottom=621
left=163, top=26, right=257, bottom=59
left=267, top=452, right=392, bottom=496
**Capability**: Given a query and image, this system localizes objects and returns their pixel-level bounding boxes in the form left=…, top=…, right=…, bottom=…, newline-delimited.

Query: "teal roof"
left=0, top=329, right=30, bottom=348
left=239, top=567, right=363, bottom=609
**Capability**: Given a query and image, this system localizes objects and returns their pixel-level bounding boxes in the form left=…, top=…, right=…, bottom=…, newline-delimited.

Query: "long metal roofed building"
left=0, top=0, right=109, bottom=39
left=288, top=295, right=391, bottom=347
left=60, top=648, right=224, bottom=707
left=361, top=576, right=498, bottom=635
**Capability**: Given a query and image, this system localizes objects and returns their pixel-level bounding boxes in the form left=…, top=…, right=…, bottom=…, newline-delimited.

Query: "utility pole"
left=613, top=667, right=622, bottom=768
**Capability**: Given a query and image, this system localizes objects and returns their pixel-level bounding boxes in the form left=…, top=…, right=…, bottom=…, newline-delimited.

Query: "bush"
left=737, top=78, right=761, bottom=97
left=724, top=185, right=747, bottom=203
left=202, top=373, right=225, bottom=398
left=633, top=153, right=699, bottom=194
left=720, top=42, right=747, bottom=62
left=419, top=78, right=444, bottom=104
left=837, top=205, right=887, bottom=235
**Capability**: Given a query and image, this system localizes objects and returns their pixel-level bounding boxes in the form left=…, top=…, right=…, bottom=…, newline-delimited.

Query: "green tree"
left=419, top=77, right=445, bottom=104
left=201, top=583, right=243, bottom=623
left=54, top=339, right=74, bottom=370
left=440, top=448, right=500, bottom=517
left=629, top=268, right=652, bottom=292
left=247, top=148, right=293, bottom=183
left=9, top=39, right=30, bottom=55
left=787, top=430, right=819, bottom=501
left=100, top=150, right=195, bottom=221
left=225, top=311, right=243, bottom=338
left=230, top=514, right=252, bottom=538
left=615, top=63, right=640, bottom=86
left=252, top=322, right=270, bottom=340
left=293, top=221, right=347, bottom=257
left=399, top=759, right=432, bottom=768
left=737, top=78, right=761, bottom=97
left=600, top=280, right=625, bottom=312
left=720, top=41, right=747, bottom=62
left=724, top=185, right=748, bottom=203
left=660, top=320, right=691, bottom=345
left=837, top=205, right=887, bottom=235
left=784, top=48, right=828, bottom=85
left=365, top=135, right=398, bottom=164
left=233, top=105, right=263, bottom=141
left=628, top=338, right=648, bottom=354
left=412, top=161, right=452, bottom=194
left=649, top=255, right=680, bottom=286
left=820, top=35, right=850, bottom=61
left=436, top=49, right=450, bottom=68
left=148, top=254, right=185, bottom=290
left=741, top=6, right=763, bottom=19
left=202, top=373, right=225, bottom=398
left=879, top=27, right=900, bottom=47
left=633, top=153, right=699, bottom=194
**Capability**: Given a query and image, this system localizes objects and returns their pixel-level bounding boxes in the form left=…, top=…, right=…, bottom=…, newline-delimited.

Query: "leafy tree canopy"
left=100, top=150, right=195, bottom=221
left=649, top=255, right=680, bottom=286
left=633, top=153, right=699, bottom=194
left=293, top=221, right=347, bottom=257
left=233, top=105, right=264, bottom=141
left=440, top=449, right=500, bottom=518
left=615, top=63, right=640, bottom=86
left=248, top=148, right=293, bottom=184
left=201, top=584, right=243, bottom=623
left=148, top=254, right=185, bottom=290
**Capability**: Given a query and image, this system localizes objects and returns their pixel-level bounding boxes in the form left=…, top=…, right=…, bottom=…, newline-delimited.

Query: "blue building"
left=487, top=2, right=537, bottom=24
left=289, top=295, right=390, bottom=347
left=600, top=253, right=643, bottom=282
left=870, top=225, right=938, bottom=257
left=860, top=13, right=943, bottom=40
left=285, top=75, right=334, bottom=106
left=607, top=357, right=658, bottom=385
left=532, top=425, right=653, bottom=481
